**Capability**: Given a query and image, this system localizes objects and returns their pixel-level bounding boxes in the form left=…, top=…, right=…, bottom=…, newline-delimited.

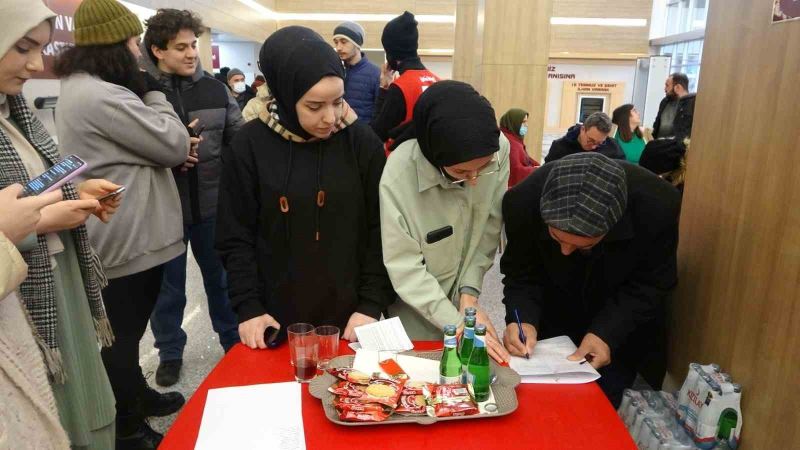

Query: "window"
left=665, top=0, right=708, bottom=35
left=659, top=39, right=704, bottom=92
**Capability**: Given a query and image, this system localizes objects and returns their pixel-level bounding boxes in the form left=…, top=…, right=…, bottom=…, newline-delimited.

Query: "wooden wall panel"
left=550, top=25, right=650, bottom=56
left=552, top=0, right=651, bottom=18
left=667, top=0, right=800, bottom=448
left=276, top=20, right=454, bottom=50
left=275, top=0, right=455, bottom=15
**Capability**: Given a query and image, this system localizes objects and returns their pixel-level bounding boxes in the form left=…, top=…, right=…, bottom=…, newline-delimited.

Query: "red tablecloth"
left=160, top=341, right=635, bottom=450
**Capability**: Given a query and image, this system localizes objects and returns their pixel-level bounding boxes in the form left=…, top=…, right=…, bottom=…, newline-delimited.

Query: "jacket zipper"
left=172, top=75, right=202, bottom=225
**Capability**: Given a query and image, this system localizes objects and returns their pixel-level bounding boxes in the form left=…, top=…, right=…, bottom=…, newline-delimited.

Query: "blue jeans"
left=150, top=218, right=239, bottom=362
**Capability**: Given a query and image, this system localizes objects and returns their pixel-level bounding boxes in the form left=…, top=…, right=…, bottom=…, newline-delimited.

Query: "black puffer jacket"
left=143, top=55, right=244, bottom=224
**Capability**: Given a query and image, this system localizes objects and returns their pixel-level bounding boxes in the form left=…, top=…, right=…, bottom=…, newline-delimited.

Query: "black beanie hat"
left=639, top=138, right=687, bottom=175
left=258, top=26, right=345, bottom=139
left=381, top=11, right=419, bottom=61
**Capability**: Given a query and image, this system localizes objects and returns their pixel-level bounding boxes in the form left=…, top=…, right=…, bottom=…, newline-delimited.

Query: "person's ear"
left=150, top=45, right=165, bottom=62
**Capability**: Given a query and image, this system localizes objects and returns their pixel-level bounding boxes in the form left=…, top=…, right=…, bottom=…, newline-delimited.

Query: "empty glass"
left=315, top=325, right=340, bottom=369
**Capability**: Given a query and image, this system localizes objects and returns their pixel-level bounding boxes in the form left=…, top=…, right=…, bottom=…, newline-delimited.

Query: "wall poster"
left=773, top=0, right=800, bottom=24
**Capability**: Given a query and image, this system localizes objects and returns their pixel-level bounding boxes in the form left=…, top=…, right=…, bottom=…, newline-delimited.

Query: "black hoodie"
left=215, top=27, right=394, bottom=329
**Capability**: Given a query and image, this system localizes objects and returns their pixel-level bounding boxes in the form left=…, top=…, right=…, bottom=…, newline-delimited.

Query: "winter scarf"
left=0, top=94, right=113, bottom=383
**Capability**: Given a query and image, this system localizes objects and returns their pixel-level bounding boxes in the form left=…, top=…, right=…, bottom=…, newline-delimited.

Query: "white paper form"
left=509, top=335, right=601, bottom=384
left=353, top=317, right=414, bottom=352
left=352, top=350, right=441, bottom=383
left=195, top=382, right=305, bottom=450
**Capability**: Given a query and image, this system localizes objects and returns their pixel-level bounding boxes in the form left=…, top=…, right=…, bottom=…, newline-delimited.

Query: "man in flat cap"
left=501, top=153, right=681, bottom=406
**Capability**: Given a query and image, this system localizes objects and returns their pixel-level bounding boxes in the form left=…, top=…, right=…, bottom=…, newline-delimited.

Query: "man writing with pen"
left=500, top=153, right=681, bottom=407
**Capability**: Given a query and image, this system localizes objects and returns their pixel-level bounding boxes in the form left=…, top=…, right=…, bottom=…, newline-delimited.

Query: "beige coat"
left=242, top=84, right=269, bottom=122
left=0, top=233, right=70, bottom=450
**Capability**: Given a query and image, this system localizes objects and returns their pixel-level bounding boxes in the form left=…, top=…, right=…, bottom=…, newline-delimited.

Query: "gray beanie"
left=540, top=153, right=627, bottom=237
left=333, top=21, right=365, bottom=47
left=227, top=68, right=244, bottom=81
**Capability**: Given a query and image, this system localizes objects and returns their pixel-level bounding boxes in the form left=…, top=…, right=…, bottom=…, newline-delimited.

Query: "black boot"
left=135, top=385, right=185, bottom=417
left=115, top=414, right=162, bottom=450
left=155, top=359, right=182, bottom=387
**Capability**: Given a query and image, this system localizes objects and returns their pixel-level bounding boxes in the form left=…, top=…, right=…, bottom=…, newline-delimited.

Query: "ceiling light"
left=238, top=0, right=454, bottom=23
left=551, top=17, right=648, bottom=27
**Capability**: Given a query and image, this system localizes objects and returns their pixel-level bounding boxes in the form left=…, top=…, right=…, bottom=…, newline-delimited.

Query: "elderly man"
left=501, top=153, right=681, bottom=406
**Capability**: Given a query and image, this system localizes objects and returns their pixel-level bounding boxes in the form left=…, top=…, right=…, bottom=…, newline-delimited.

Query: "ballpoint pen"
left=514, top=308, right=529, bottom=359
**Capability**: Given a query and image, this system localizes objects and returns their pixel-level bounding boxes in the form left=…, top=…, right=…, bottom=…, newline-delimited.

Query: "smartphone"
left=19, top=154, right=88, bottom=198
left=97, top=186, right=126, bottom=202
left=265, top=326, right=286, bottom=349
left=188, top=122, right=205, bottom=138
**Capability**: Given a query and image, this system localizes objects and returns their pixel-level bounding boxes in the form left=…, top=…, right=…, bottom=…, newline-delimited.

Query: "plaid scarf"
left=0, top=94, right=113, bottom=383
left=258, top=96, right=358, bottom=142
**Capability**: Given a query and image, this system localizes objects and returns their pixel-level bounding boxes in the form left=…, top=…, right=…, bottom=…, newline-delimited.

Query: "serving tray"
left=308, top=350, right=520, bottom=426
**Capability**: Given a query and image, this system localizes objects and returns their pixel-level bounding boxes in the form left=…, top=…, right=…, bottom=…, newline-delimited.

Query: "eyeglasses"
left=439, top=151, right=507, bottom=185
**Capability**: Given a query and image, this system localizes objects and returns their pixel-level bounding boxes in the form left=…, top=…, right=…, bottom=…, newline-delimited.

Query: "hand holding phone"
left=97, top=186, right=126, bottom=202
left=19, top=154, right=87, bottom=198
left=77, top=179, right=124, bottom=223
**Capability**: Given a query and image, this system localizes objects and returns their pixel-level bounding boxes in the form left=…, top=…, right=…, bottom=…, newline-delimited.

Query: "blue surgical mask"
left=519, top=124, right=528, bottom=137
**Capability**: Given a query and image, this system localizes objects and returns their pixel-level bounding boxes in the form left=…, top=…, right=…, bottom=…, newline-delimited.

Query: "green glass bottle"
left=459, top=314, right=476, bottom=361
left=466, top=324, right=490, bottom=402
left=464, top=307, right=477, bottom=318
left=439, top=325, right=462, bottom=384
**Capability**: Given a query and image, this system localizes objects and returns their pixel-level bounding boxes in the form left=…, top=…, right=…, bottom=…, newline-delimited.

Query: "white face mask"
left=232, top=81, right=246, bottom=94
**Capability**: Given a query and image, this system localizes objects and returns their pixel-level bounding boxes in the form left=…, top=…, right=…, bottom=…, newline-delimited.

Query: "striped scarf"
left=0, top=94, right=113, bottom=383
left=258, top=96, right=358, bottom=142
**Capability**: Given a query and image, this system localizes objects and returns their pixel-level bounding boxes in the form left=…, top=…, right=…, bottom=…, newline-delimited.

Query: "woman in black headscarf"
left=379, top=80, right=511, bottom=363
left=216, top=26, right=393, bottom=348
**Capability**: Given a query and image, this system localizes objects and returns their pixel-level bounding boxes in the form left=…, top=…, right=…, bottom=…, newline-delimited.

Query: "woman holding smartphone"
left=216, top=26, right=394, bottom=348
left=0, top=1, right=126, bottom=448
left=54, top=0, right=193, bottom=448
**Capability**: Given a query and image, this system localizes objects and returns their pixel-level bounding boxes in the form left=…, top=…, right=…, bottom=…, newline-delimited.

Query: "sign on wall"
left=773, top=0, right=800, bottom=24
left=34, top=0, right=81, bottom=79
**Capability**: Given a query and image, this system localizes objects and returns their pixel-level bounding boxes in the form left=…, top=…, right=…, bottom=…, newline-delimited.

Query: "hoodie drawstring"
left=315, top=142, right=326, bottom=241
left=280, top=141, right=293, bottom=243
left=280, top=141, right=326, bottom=242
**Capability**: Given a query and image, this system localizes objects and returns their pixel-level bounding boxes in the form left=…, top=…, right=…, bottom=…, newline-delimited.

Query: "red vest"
left=384, top=69, right=440, bottom=155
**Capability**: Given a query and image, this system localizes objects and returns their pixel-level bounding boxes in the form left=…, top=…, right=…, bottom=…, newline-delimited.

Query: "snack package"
left=328, top=381, right=368, bottom=397
left=358, top=378, right=405, bottom=408
left=428, top=384, right=479, bottom=418
left=395, top=394, right=428, bottom=416
left=402, top=380, right=432, bottom=396
left=338, top=409, right=391, bottom=422
left=379, top=358, right=409, bottom=380
left=327, top=367, right=371, bottom=385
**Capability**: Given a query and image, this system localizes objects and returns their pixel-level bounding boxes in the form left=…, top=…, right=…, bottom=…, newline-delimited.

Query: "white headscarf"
left=0, top=0, right=56, bottom=116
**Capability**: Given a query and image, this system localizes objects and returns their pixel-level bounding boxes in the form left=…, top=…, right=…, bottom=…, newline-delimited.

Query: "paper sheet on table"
left=353, top=317, right=414, bottom=352
left=195, top=382, right=305, bottom=450
left=353, top=350, right=440, bottom=384
left=509, top=336, right=601, bottom=384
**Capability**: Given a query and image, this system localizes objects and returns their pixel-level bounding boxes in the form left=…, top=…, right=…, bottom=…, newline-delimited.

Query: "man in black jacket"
left=544, top=112, right=625, bottom=163
left=653, top=72, right=696, bottom=141
left=501, top=153, right=680, bottom=407
left=143, top=9, right=244, bottom=387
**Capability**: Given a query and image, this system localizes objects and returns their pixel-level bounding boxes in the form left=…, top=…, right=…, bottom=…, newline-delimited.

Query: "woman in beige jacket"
left=0, top=184, right=69, bottom=449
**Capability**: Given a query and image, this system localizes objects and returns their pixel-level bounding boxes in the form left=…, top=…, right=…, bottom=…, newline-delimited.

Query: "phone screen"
left=21, top=155, right=87, bottom=197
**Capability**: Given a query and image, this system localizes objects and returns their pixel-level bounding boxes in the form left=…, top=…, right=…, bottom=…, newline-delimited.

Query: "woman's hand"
left=36, top=199, right=99, bottom=234
left=78, top=179, right=123, bottom=223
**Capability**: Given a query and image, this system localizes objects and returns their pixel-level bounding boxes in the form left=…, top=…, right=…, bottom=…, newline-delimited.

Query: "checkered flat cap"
left=540, top=153, right=627, bottom=237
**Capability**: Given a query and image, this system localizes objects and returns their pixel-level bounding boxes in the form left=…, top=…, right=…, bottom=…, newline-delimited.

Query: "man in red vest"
left=370, top=11, right=440, bottom=155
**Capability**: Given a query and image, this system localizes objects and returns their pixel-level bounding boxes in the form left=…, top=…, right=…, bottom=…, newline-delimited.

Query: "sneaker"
left=115, top=416, right=162, bottom=450
left=155, top=359, right=182, bottom=387
left=136, top=386, right=185, bottom=417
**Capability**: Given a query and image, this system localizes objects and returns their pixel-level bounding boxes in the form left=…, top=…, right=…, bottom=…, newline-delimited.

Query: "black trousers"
left=101, top=264, right=164, bottom=416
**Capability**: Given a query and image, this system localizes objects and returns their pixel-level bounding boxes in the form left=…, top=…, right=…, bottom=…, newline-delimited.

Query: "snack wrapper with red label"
left=327, top=367, right=371, bottom=385
left=428, top=384, right=479, bottom=418
left=402, top=380, right=433, bottom=396
left=378, top=358, right=409, bottom=380
left=358, top=378, right=405, bottom=409
left=395, top=394, right=428, bottom=416
left=338, top=409, right=391, bottom=422
left=334, top=397, right=393, bottom=414
left=328, top=381, right=368, bottom=397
